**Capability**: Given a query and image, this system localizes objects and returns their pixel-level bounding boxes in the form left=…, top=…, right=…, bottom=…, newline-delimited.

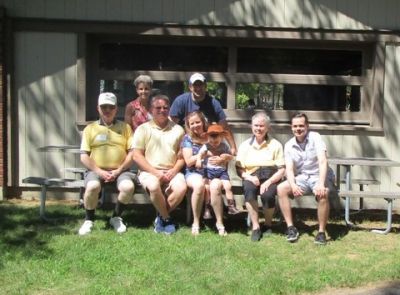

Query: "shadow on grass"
left=0, top=202, right=84, bottom=269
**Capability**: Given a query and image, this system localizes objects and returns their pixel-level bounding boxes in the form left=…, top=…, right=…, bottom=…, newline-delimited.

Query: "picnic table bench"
left=338, top=190, right=400, bottom=234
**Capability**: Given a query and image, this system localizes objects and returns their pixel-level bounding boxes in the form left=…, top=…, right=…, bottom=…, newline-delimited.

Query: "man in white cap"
left=78, top=92, right=135, bottom=236
left=169, top=72, right=237, bottom=155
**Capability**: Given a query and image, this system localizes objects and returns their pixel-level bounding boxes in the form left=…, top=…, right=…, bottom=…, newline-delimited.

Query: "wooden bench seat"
left=338, top=190, right=400, bottom=234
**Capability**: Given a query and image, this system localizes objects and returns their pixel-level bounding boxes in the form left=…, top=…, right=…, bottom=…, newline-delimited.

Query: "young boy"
left=196, top=124, right=240, bottom=215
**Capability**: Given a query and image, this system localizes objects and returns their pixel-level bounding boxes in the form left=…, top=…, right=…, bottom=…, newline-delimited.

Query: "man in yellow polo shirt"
left=133, top=94, right=187, bottom=234
left=78, top=92, right=135, bottom=236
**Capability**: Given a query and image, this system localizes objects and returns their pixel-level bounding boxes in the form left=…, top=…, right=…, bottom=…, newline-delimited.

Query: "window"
left=85, top=31, right=381, bottom=129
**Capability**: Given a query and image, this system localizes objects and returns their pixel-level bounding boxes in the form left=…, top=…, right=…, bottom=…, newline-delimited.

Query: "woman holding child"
left=236, top=112, right=285, bottom=242
left=181, top=111, right=229, bottom=236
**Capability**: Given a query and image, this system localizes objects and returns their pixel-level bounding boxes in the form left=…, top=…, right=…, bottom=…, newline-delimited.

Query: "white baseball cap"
left=189, top=73, right=206, bottom=85
left=98, top=92, right=117, bottom=106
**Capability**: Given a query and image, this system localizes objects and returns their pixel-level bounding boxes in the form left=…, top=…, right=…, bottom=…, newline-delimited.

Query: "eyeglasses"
left=153, top=106, right=169, bottom=111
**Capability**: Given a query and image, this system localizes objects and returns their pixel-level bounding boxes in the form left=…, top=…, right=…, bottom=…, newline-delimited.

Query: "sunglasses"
left=153, top=106, right=169, bottom=111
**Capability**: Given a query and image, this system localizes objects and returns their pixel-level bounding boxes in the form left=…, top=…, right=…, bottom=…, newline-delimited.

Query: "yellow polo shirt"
left=132, top=119, right=184, bottom=169
left=236, top=136, right=285, bottom=173
left=80, top=120, right=133, bottom=169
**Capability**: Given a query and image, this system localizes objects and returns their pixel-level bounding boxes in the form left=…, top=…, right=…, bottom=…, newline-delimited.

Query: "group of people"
left=78, top=73, right=335, bottom=245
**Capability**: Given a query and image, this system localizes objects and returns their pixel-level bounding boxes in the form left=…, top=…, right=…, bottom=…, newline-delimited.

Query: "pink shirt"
left=126, top=98, right=151, bottom=132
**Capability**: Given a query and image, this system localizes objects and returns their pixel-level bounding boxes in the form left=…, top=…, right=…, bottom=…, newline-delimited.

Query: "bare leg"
left=83, top=180, right=101, bottom=210
left=187, top=174, right=206, bottom=229
left=116, top=179, right=135, bottom=205
left=209, top=178, right=224, bottom=226
left=277, top=180, right=294, bottom=227
left=165, top=174, right=187, bottom=212
left=317, top=196, right=329, bottom=232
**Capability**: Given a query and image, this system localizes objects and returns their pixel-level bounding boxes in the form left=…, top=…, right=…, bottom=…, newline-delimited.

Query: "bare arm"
left=108, top=150, right=135, bottom=180
left=260, top=166, right=285, bottom=194
left=80, top=153, right=112, bottom=182
left=182, top=147, right=197, bottom=168
left=285, top=160, right=303, bottom=197
left=314, top=152, right=329, bottom=198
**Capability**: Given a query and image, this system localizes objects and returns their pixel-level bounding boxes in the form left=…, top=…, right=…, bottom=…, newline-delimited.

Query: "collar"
left=149, top=119, right=174, bottom=130
left=249, top=135, right=269, bottom=148
left=98, top=118, right=117, bottom=127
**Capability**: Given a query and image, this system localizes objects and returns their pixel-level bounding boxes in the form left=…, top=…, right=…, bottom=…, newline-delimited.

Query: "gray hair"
left=251, top=111, right=271, bottom=126
left=150, top=94, right=170, bottom=107
left=134, top=75, right=153, bottom=88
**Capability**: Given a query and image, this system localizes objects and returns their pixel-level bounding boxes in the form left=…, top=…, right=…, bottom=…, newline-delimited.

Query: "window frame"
left=84, top=29, right=384, bottom=131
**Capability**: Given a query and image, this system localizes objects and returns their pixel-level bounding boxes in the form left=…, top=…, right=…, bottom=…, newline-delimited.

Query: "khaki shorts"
left=138, top=171, right=185, bottom=195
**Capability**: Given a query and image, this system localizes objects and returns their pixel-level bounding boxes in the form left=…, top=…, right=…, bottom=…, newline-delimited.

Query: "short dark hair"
left=291, top=112, right=309, bottom=125
left=150, top=94, right=170, bottom=107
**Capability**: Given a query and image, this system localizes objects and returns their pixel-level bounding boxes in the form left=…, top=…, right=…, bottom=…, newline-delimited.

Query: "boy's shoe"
left=227, top=200, right=240, bottom=215
left=109, top=216, right=127, bottom=234
left=251, top=228, right=262, bottom=242
left=162, top=218, right=176, bottom=235
left=286, top=225, right=299, bottom=242
left=314, top=232, right=327, bottom=245
left=154, top=215, right=164, bottom=233
left=78, top=220, right=94, bottom=236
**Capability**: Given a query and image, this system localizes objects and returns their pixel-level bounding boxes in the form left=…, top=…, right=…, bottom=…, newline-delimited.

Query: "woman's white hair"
left=251, top=111, right=271, bottom=126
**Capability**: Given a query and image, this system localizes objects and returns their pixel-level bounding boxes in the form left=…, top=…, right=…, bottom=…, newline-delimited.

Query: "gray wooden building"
left=0, top=0, right=399, bottom=210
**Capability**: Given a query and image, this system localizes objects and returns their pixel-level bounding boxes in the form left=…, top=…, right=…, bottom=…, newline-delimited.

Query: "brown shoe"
left=227, top=199, right=240, bottom=215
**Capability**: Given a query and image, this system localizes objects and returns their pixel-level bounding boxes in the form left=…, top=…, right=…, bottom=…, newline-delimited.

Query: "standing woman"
left=124, top=75, right=153, bottom=132
left=181, top=111, right=227, bottom=236
left=236, top=112, right=285, bottom=242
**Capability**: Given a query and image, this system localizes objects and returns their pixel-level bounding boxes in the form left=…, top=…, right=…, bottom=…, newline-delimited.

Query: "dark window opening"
left=237, top=48, right=362, bottom=76
left=99, top=43, right=228, bottom=72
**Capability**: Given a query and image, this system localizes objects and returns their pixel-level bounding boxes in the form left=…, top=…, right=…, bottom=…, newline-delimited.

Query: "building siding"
left=1, top=0, right=400, bottom=30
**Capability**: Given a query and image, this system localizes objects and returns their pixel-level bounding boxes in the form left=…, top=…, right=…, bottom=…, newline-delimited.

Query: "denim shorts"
left=206, top=168, right=230, bottom=181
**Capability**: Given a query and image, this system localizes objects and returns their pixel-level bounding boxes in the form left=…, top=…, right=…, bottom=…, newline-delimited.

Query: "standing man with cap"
left=170, top=72, right=237, bottom=155
left=78, top=92, right=136, bottom=236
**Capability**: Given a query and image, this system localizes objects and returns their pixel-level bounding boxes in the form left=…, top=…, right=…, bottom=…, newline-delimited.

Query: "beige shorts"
left=138, top=171, right=185, bottom=195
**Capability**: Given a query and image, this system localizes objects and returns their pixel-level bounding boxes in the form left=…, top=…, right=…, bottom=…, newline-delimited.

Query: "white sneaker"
left=78, top=220, right=94, bottom=236
left=110, top=216, right=127, bottom=234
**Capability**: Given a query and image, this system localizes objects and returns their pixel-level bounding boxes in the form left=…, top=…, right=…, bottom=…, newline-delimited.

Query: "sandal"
left=216, top=223, right=227, bottom=236
left=191, top=224, right=200, bottom=236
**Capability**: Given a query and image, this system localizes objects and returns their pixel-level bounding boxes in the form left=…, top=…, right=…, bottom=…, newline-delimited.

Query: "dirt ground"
left=313, top=280, right=400, bottom=295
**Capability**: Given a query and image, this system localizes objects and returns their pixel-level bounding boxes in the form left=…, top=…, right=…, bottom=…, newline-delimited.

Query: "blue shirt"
left=181, top=134, right=205, bottom=176
left=170, top=92, right=226, bottom=125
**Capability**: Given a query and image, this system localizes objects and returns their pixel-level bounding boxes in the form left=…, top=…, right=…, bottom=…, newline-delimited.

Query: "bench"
left=23, top=176, right=192, bottom=224
left=22, top=177, right=84, bottom=221
left=339, top=178, right=381, bottom=210
left=338, top=190, right=400, bottom=234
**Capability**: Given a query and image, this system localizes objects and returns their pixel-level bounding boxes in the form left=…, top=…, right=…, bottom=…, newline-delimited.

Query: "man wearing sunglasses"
left=133, top=95, right=187, bottom=234
left=78, top=92, right=135, bottom=235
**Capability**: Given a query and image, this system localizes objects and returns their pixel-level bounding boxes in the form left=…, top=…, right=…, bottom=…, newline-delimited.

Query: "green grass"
left=0, top=200, right=400, bottom=295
